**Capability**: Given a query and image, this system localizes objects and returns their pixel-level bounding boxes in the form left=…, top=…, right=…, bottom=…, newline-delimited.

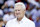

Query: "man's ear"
left=24, top=9, right=26, bottom=12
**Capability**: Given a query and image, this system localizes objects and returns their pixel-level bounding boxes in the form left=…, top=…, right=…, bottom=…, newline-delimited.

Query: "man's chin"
left=17, top=16, right=21, bottom=18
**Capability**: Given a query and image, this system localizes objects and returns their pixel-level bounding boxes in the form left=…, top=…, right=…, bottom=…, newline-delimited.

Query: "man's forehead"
left=14, top=6, right=22, bottom=10
left=15, top=5, right=22, bottom=8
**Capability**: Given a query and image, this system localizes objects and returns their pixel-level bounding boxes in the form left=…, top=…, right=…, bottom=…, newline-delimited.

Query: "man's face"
left=14, top=5, right=25, bottom=18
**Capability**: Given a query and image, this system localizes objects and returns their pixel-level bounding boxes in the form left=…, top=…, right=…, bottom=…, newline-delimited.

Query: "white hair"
left=14, top=2, right=26, bottom=10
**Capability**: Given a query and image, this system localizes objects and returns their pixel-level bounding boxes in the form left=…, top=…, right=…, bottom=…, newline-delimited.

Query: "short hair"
left=14, top=2, right=26, bottom=10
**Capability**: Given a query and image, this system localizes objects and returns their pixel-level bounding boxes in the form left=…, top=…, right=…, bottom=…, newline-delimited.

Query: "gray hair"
left=14, top=2, right=26, bottom=10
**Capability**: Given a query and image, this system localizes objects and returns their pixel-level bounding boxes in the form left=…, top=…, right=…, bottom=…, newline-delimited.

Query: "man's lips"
left=16, top=13, right=20, bottom=15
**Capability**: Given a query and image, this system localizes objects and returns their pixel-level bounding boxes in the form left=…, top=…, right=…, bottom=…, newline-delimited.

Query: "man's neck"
left=17, top=17, right=23, bottom=21
left=17, top=15, right=24, bottom=21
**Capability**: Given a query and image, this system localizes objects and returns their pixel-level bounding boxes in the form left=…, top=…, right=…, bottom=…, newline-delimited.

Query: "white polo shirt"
left=5, top=16, right=35, bottom=27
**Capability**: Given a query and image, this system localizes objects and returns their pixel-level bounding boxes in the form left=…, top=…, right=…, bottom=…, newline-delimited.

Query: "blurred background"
left=0, top=0, right=40, bottom=27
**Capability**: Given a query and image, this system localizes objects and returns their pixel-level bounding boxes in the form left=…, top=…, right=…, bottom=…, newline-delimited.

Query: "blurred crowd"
left=0, top=0, right=40, bottom=27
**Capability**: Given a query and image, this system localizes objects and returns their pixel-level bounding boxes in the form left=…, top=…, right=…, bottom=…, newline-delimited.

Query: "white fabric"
left=5, top=16, right=35, bottom=27
left=27, top=0, right=39, bottom=7
left=30, top=9, right=40, bottom=22
left=5, top=1, right=15, bottom=7
left=31, top=9, right=37, bottom=20
left=38, top=9, right=40, bottom=16
left=3, top=14, right=15, bottom=21
left=0, top=9, right=3, bottom=15
left=0, top=0, right=4, bottom=4
left=36, top=2, right=40, bottom=7
left=27, top=0, right=36, bottom=4
left=9, top=8, right=14, bottom=12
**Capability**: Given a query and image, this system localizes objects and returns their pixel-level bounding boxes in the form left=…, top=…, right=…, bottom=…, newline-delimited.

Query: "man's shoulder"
left=24, top=17, right=35, bottom=27
left=25, top=17, right=35, bottom=25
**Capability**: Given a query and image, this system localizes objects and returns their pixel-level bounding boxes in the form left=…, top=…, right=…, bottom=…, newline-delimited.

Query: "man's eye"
left=15, top=10, right=20, bottom=11
left=15, top=10, right=17, bottom=11
left=18, top=10, right=20, bottom=11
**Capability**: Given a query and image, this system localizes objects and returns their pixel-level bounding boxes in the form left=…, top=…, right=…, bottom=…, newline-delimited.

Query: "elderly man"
left=5, top=2, right=35, bottom=27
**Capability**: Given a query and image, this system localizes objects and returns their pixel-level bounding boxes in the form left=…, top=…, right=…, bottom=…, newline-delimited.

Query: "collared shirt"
left=5, top=16, right=35, bottom=27
left=3, top=14, right=15, bottom=21
left=30, top=9, right=39, bottom=22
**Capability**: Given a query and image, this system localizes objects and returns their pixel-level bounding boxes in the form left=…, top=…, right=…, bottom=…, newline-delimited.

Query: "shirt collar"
left=16, top=15, right=27, bottom=23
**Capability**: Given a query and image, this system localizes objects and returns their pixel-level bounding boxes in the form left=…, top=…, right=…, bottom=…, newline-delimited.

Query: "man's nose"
left=16, top=11, right=19, bottom=13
